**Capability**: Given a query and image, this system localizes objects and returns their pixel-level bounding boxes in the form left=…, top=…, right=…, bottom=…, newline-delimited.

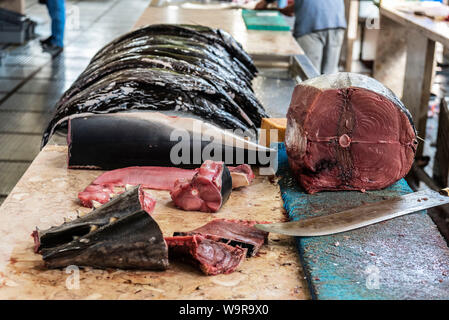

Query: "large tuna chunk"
left=285, top=73, right=417, bottom=194
left=170, top=160, right=232, bottom=213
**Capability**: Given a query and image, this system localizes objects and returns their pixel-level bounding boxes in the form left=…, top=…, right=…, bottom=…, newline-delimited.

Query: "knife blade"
left=255, top=188, right=449, bottom=237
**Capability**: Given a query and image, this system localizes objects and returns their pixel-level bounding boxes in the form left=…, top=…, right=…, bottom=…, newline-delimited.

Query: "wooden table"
left=373, top=0, right=449, bottom=157
left=134, top=6, right=304, bottom=57
left=0, top=7, right=309, bottom=299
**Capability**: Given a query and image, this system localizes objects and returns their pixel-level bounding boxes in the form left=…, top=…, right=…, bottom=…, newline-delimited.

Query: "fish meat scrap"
left=164, top=235, right=247, bottom=276
left=170, top=160, right=232, bottom=213
left=173, top=219, right=269, bottom=257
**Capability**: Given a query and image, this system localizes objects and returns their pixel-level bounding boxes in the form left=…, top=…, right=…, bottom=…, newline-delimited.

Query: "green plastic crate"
left=242, top=9, right=291, bottom=31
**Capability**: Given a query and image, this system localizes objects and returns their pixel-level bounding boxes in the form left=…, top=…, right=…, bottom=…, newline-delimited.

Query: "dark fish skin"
left=100, top=35, right=230, bottom=60
left=42, top=68, right=254, bottom=146
left=220, top=164, right=233, bottom=207
left=42, top=24, right=267, bottom=146
left=99, top=44, right=253, bottom=85
left=85, top=49, right=252, bottom=93
left=67, top=113, right=276, bottom=170
left=215, top=28, right=258, bottom=75
left=35, top=186, right=151, bottom=250
left=175, top=24, right=257, bottom=74
left=94, top=34, right=255, bottom=81
left=56, top=55, right=267, bottom=126
left=34, top=186, right=169, bottom=270
left=91, top=24, right=257, bottom=76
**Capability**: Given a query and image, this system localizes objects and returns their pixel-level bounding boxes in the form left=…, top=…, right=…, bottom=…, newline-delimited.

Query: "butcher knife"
left=255, top=188, right=449, bottom=236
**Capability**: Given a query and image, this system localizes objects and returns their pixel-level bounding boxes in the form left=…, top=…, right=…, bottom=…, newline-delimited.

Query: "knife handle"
left=439, top=188, right=449, bottom=196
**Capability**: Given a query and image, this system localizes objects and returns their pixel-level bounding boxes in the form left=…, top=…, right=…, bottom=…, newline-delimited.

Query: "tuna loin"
left=170, top=160, right=232, bottom=213
left=33, top=186, right=168, bottom=270
left=285, top=72, right=418, bottom=194
left=165, top=235, right=247, bottom=275
left=78, top=162, right=255, bottom=208
left=173, top=219, right=269, bottom=257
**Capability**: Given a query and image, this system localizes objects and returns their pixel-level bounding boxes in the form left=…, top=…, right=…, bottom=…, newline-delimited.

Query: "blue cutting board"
left=276, top=143, right=449, bottom=300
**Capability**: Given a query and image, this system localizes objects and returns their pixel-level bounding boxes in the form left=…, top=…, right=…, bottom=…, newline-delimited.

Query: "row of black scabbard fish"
left=41, top=24, right=268, bottom=147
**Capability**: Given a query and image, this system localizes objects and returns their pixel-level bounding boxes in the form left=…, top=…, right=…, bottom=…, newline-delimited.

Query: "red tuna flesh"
left=91, top=166, right=195, bottom=190
left=165, top=235, right=247, bottom=275
left=78, top=163, right=254, bottom=208
left=285, top=73, right=417, bottom=194
left=170, top=160, right=232, bottom=213
left=174, top=219, right=269, bottom=257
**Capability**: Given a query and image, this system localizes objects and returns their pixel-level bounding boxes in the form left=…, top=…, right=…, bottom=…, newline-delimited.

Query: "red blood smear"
left=78, top=184, right=115, bottom=207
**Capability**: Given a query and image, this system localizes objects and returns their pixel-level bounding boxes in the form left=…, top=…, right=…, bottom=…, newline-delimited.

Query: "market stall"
left=1, top=1, right=449, bottom=302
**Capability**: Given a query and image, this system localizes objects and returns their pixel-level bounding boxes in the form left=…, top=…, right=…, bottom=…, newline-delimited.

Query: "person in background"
left=255, top=0, right=346, bottom=74
left=39, top=0, right=65, bottom=53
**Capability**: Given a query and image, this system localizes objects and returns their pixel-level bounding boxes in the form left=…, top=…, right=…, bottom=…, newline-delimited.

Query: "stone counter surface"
left=0, top=145, right=309, bottom=299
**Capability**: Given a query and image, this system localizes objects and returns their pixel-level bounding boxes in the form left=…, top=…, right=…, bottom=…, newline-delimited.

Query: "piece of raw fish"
left=78, top=163, right=255, bottom=208
left=33, top=186, right=168, bottom=270
left=170, top=160, right=232, bottom=213
left=173, top=219, right=269, bottom=257
left=164, top=234, right=247, bottom=275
